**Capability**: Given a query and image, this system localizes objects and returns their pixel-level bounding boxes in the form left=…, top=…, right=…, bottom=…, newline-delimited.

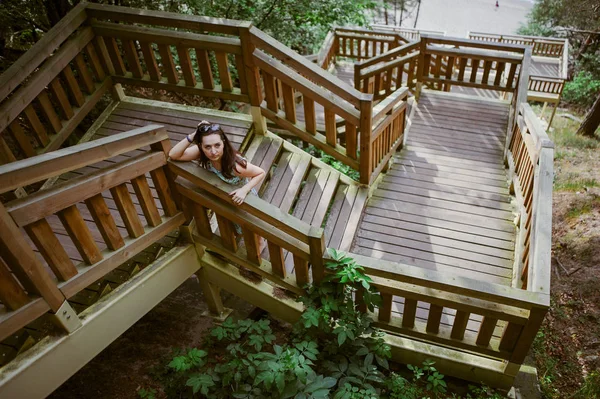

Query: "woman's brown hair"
left=192, top=122, right=247, bottom=179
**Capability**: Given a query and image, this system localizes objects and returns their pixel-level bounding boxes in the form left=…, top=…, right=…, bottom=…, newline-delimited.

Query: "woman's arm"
left=168, top=133, right=201, bottom=161
left=230, top=162, right=266, bottom=205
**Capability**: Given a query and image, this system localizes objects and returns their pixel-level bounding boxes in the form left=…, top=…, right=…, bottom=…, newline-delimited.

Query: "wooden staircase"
left=242, top=132, right=369, bottom=277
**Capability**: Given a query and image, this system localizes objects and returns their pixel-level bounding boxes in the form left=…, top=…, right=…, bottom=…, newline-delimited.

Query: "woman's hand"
left=229, top=188, right=248, bottom=205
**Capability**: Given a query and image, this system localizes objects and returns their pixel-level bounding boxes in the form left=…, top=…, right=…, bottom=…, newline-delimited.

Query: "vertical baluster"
left=93, top=36, right=115, bottom=76
left=58, top=205, right=103, bottom=264
left=216, top=214, right=237, bottom=251
left=158, top=44, right=179, bottom=84
left=85, top=43, right=106, bottom=81
left=105, top=37, right=126, bottom=75
left=324, top=109, right=337, bottom=147
left=131, top=175, right=162, bottom=227
left=215, top=51, right=233, bottom=91
left=263, top=72, right=278, bottom=112
left=85, top=194, right=124, bottom=250
left=379, top=293, right=393, bottom=323
left=476, top=316, right=498, bottom=347
left=0, top=257, right=29, bottom=310
left=426, top=304, right=443, bottom=334
left=61, top=65, right=85, bottom=107
left=49, top=78, right=74, bottom=119
left=308, top=228, right=325, bottom=283
left=481, top=60, right=493, bottom=85
left=235, top=54, right=248, bottom=94
left=470, top=59, right=480, bottom=83
left=281, top=82, right=296, bottom=123
left=495, top=62, right=506, bottom=87
left=110, top=184, right=145, bottom=238
left=8, top=121, right=35, bottom=158
left=140, top=42, right=161, bottom=81
left=23, top=105, right=49, bottom=146
left=0, top=136, right=17, bottom=164
left=74, top=53, right=96, bottom=94
left=191, top=202, right=213, bottom=239
left=242, top=227, right=262, bottom=265
left=303, top=96, right=316, bottom=135
left=268, top=241, right=286, bottom=278
left=345, top=122, right=357, bottom=160
left=150, top=167, right=178, bottom=217
left=176, top=47, right=197, bottom=87
left=25, top=219, right=78, bottom=281
left=122, top=40, right=143, bottom=79
left=457, top=58, right=467, bottom=81
left=195, top=48, right=214, bottom=89
left=450, top=310, right=471, bottom=340
left=36, top=91, right=63, bottom=135
left=293, top=256, right=309, bottom=286
left=402, top=298, right=417, bottom=328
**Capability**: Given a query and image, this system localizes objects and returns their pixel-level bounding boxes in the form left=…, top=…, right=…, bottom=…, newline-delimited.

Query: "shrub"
left=562, top=72, right=600, bottom=108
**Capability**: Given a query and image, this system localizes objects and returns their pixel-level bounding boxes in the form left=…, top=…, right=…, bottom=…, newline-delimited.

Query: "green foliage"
left=563, top=72, right=600, bottom=108
left=305, top=145, right=360, bottom=181
left=154, top=250, right=455, bottom=398
left=576, top=371, right=600, bottom=399
left=137, top=387, right=157, bottom=399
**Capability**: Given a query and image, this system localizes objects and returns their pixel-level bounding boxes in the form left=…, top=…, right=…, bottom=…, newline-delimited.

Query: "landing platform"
left=353, top=90, right=515, bottom=285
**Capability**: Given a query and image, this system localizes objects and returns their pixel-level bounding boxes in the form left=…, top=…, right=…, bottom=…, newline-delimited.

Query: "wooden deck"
left=352, top=90, right=515, bottom=336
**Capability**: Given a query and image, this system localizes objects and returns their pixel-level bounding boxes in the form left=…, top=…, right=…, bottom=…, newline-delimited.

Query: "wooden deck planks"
left=353, top=91, right=516, bottom=293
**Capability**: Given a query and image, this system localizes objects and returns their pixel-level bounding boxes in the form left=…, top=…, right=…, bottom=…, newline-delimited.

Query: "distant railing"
left=417, top=35, right=527, bottom=95
left=528, top=76, right=565, bottom=95
left=334, top=27, right=407, bottom=60
left=371, top=24, right=446, bottom=41
left=0, top=125, right=185, bottom=342
left=169, top=161, right=326, bottom=289
left=468, top=31, right=566, bottom=59
left=355, top=41, right=419, bottom=100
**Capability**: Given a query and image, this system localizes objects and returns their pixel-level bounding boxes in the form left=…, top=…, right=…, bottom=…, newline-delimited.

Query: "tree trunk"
left=399, top=0, right=404, bottom=26
left=577, top=93, right=600, bottom=137
left=43, top=0, right=73, bottom=28
left=413, top=0, right=421, bottom=28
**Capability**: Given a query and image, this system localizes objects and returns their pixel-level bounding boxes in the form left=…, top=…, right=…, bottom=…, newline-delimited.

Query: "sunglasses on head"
left=197, top=123, right=221, bottom=133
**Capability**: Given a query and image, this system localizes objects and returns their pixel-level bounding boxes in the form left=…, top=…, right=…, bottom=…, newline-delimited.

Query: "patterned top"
left=207, top=159, right=258, bottom=196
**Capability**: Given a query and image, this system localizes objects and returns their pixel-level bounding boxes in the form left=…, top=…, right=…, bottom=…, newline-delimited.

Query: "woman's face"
left=200, top=132, right=224, bottom=162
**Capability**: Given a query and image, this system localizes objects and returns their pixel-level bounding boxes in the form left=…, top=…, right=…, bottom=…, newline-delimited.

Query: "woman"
left=169, top=121, right=265, bottom=206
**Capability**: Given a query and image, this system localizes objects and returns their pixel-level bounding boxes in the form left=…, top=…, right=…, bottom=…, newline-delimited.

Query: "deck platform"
left=352, top=90, right=516, bottom=339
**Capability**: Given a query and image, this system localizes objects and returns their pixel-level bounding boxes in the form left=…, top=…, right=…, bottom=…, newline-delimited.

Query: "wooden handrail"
left=355, top=41, right=420, bottom=70
left=85, top=2, right=249, bottom=35
left=249, top=26, right=367, bottom=106
left=168, top=160, right=315, bottom=243
left=423, top=34, right=527, bottom=53
left=91, top=21, right=242, bottom=53
left=0, top=125, right=169, bottom=193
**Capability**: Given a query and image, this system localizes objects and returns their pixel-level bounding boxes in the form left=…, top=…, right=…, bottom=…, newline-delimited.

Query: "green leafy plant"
left=563, top=71, right=600, bottom=108
left=305, top=145, right=360, bottom=181
left=137, top=387, right=157, bottom=399
left=152, top=250, right=453, bottom=398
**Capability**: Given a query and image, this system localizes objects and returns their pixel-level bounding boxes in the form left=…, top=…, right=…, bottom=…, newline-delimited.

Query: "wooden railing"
left=0, top=2, right=112, bottom=167
left=169, top=161, right=325, bottom=290
left=355, top=41, right=419, bottom=99
left=0, top=125, right=185, bottom=342
left=468, top=32, right=566, bottom=59
left=87, top=3, right=250, bottom=103
left=335, top=27, right=407, bottom=60
left=347, top=252, right=549, bottom=369
left=371, top=25, right=446, bottom=41
left=528, top=76, right=565, bottom=95
left=417, top=35, right=526, bottom=95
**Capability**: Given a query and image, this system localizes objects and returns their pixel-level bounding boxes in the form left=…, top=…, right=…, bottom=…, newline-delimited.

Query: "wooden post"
left=196, top=268, right=226, bottom=316
left=415, top=36, right=427, bottom=101
left=308, top=226, right=325, bottom=284
left=240, top=24, right=267, bottom=135
left=359, top=95, right=373, bottom=185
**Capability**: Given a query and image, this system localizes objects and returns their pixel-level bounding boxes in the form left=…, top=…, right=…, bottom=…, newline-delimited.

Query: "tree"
left=576, top=94, right=600, bottom=137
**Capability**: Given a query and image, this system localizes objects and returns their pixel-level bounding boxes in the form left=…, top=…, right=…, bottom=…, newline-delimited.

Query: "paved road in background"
left=375, top=0, right=534, bottom=38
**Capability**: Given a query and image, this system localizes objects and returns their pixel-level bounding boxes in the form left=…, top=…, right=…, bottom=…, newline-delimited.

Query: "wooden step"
left=262, top=152, right=311, bottom=213
left=245, top=135, right=283, bottom=193
left=324, top=184, right=369, bottom=252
